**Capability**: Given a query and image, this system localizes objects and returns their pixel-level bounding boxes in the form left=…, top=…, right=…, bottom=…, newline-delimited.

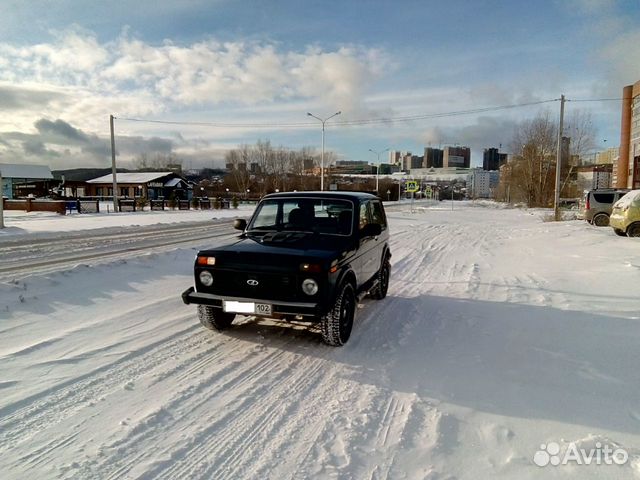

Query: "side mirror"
left=362, top=223, right=382, bottom=237
left=233, top=218, right=247, bottom=230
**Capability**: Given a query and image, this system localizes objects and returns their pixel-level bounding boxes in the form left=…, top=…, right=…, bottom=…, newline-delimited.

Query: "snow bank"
left=0, top=205, right=256, bottom=237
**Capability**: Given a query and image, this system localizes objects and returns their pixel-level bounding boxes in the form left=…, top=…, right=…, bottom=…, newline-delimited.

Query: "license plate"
left=223, top=301, right=272, bottom=316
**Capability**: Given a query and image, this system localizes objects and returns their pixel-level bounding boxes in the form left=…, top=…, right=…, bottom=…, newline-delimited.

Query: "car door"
left=358, top=200, right=379, bottom=284
left=368, top=199, right=387, bottom=274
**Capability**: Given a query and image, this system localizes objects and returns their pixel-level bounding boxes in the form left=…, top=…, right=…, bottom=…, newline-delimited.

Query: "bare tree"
left=134, top=153, right=149, bottom=170
left=565, top=109, right=596, bottom=163
left=501, top=107, right=598, bottom=207
left=225, top=148, right=250, bottom=195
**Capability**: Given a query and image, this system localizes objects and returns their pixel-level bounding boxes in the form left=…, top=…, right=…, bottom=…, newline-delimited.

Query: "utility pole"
left=0, top=168, right=4, bottom=229
left=554, top=95, right=565, bottom=221
left=110, top=115, right=118, bottom=213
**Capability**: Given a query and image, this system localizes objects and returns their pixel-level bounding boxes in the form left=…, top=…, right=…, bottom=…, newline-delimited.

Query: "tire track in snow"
left=149, top=356, right=331, bottom=480
left=14, top=336, right=253, bottom=474
left=81, top=342, right=295, bottom=480
left=0, top=318, right=201, bottom=454
left=0, top=296, right=190, bottom=361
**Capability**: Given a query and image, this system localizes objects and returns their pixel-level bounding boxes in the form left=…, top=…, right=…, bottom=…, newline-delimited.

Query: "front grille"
left=208, top=269, right=300, bottom=301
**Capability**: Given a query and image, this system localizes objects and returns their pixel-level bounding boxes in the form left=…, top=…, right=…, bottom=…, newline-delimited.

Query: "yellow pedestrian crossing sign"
left=405, top=180, right=419, bottom=193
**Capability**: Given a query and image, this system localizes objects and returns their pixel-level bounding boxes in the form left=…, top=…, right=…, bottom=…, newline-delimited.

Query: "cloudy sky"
left=0, top=0, right=638, bottom=170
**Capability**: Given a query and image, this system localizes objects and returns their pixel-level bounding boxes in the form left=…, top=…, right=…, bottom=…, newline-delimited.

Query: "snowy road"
left=0, top=220, right=236, bottom=279
left=1, top=203, right=639, bottom=479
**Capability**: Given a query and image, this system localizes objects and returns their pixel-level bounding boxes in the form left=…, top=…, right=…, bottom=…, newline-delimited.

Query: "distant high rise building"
left=594, top=147, right=619, bottom=165
left=482, top=148, right=507, bottom=171
left=402, top=153, right=413, bottom=171
left=389, top=151, right=402, bottom=165
left=470, top=168, right=500, bottom=198
left=424, top=147, right=444, bottom=168
left=443, top=146, right=470, bottom=168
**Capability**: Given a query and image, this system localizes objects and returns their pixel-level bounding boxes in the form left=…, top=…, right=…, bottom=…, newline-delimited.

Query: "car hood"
left=198, top=233, right=354, bottom=269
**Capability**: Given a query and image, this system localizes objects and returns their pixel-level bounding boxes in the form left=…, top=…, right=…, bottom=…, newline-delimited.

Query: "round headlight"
left=302, top=278, right=318, bottom=295
left=199, top=270, right=214, bottom=286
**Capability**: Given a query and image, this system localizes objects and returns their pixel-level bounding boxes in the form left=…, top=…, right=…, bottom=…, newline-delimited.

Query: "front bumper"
left=181, top=286, right=321, bottom=317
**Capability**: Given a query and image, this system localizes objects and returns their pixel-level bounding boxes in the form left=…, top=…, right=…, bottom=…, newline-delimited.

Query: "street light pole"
left=369, top=148, right=389, bottom=193
left=307, top=111, right=341, bottom=191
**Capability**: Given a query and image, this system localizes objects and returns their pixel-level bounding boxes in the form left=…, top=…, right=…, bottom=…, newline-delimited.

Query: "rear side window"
left=592, top=193, right=614, bottom=204
left=370, top=201, right=387, bottom=230
left=359, top=202, right=370, bottom=229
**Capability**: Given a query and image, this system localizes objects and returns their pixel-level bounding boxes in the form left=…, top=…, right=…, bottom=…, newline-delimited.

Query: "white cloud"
left=0, top=29, right=384, bottom=125
left=0, top=29, right=386, bottom=168
left=598, top=30, right=640, bottom=86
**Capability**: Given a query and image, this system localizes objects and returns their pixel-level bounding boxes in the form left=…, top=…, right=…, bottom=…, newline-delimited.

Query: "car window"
left=251, top=202, right=279, bottom=228
left=592, top=193, right=614, bottom=204
left=248, top=198, right=354, bottom=235
left=370, top=200, right=387, bottom=230
left=359, top=201, right=370, bottom=230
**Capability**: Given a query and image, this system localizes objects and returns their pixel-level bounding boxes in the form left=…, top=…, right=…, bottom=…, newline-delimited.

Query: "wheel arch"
left=337, top=267, right=357, bottom=291
left=382, top=244, right=392, bottom=262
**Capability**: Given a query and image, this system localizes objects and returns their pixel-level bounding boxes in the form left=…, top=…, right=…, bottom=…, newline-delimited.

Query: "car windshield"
left=247, top=198, right=353, bottom=236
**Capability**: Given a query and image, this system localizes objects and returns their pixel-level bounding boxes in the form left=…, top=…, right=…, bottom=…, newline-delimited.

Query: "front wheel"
left=613, top=228, right=627, bottom=237
left=627, top=223, right=640, bottom=238
left=197, top=305, right=235, bottom=331
left=321, top=283, right=356, bottom=346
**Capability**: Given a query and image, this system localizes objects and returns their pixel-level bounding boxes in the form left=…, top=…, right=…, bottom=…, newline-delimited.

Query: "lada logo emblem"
left=247, top=279, right=259, bottom=286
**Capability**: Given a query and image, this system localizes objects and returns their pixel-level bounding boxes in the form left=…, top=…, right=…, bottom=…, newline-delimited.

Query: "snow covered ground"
left=1, top=202, right=639, bottom=479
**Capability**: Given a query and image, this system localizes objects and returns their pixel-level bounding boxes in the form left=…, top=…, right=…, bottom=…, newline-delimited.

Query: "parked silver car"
left=578, top=189, right=629, bottom=226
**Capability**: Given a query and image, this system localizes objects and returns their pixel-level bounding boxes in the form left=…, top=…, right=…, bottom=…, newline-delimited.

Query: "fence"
left=3, top=199, right=66, bottom=215
left=65, top=199, right=100, bottom=214
left=150, top=200, right=165, bottom=211
left=118, top=199, right=136, bottom=212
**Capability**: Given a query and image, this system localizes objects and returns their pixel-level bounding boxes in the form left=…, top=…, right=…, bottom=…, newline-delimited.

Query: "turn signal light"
left=197, top=256, right=216, bottom=266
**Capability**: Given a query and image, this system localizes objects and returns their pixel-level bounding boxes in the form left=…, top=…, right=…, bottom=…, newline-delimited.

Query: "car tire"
left=593, top=213, right=610, bottom=227
left=321, top=283, right=356, bottom=346
left=613, top=228, right=627, bottom=237
left=197, top=305, right=235, bottom=331
left=627, top=223, right=640, bottom=238
left=370, top=258, right=391, bottom=300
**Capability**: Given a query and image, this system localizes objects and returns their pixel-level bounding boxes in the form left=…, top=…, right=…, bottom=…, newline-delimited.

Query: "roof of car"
left=261, top=191, right=379, bottom=201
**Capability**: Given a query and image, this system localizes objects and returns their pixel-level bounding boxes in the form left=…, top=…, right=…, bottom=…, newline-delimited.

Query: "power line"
left=566, top=97, right=623, bottom=102
left=115, top=98, right=560, bottom=129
